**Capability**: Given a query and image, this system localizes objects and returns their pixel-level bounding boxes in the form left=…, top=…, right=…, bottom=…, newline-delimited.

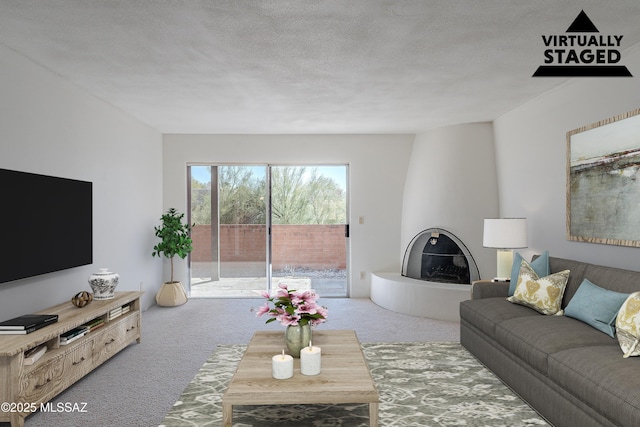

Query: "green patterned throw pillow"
left=507, top=260, right=570, bottom=315
left=616, top=292, right=640, bottom=358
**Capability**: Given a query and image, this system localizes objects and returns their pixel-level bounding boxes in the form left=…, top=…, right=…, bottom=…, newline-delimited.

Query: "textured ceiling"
left=0, top=1, right=639, bottom=134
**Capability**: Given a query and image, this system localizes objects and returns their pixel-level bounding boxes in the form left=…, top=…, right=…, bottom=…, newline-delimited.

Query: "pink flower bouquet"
left=256, top=284, right=328, bottom=327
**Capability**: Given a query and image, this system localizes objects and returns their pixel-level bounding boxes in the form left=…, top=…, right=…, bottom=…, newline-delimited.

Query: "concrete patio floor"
left=189, top=275, right=347, bottom=298
left=189, top=262, right=348, bottom=297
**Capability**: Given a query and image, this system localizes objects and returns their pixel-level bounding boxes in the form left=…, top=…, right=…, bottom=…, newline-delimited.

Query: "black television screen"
left=0, top=168, right=92, bottom=284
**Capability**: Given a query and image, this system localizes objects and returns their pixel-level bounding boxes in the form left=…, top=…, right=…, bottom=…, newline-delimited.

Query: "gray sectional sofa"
left=460, top=256, right=640, bottom=427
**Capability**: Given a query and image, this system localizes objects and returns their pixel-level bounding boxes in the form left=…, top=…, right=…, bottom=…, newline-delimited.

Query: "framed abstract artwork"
left=567, top=108, right=640, bottom=247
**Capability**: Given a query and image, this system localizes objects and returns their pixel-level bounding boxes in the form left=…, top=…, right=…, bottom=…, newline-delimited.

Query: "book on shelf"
left=88, top=321, right=105, bottom=332
left=0, top=321, right=56, bottom=335
left=60, top=326, right=88, bottom=345
left=60, top=332, right=87, bottom=345
left=109, top=307, right=123, bottom=320
left=0, top=314, right=58, bottom=330
left=83, top=318, right=105, bottom=332
left=23, top=344, right=47, bottom=365
left=60, top=326, right=89, bottom=341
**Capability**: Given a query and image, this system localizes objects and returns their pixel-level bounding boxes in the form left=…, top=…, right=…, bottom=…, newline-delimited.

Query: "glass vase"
left=285, top=324, right=312, bottom=358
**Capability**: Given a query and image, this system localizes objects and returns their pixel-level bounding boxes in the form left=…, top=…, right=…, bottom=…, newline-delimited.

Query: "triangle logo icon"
left=566, top=10, right=599, bottom=33
left=533, top=9, right=632, bottom=77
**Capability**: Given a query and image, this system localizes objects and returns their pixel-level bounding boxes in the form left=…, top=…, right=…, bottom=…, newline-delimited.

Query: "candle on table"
left=300, top=340, right=321, bottom=376
left=272, top=349, right=293, bottom=379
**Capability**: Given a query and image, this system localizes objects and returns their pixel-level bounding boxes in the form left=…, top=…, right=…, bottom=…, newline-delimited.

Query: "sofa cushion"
left=459, top=298, right=539, bottom=340
left=583, top=264, right=640, bottom=295
left=547, top=257, right=589, bottom=308
left=550, top=257, right=640, bottom=307
left=496, top=315, right=617, bottom=375
left=564, top=278, right=629, bottom=337
left=508, top=261, right=570, bottom=315
left=509, top=251, right=549, bottom=296
left=549, top=345, right=640, bottom=427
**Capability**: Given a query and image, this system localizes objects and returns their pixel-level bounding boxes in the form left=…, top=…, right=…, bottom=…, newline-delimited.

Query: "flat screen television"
left=0, top=168, right=93, bottom=284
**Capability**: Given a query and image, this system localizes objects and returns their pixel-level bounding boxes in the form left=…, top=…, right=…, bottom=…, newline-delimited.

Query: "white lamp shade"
left=483, top=218, right=527, bottom=249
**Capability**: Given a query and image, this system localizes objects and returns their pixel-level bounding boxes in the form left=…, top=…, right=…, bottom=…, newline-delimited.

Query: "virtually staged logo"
left=533, top=10, right=632, bottom=77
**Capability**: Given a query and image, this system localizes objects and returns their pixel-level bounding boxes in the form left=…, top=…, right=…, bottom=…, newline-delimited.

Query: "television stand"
left=0, top=291, right=143, bottom=427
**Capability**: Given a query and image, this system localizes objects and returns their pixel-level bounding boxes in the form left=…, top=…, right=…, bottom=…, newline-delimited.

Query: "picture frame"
left=567, top=108, right=640, bottom=247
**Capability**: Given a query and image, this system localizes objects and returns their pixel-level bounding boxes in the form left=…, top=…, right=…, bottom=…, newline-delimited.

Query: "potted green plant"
left=152, top=208, right=194, bottom=306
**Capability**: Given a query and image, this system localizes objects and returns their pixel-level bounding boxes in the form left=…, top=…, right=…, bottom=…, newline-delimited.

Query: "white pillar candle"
left=272, top=350, right=294, bottom=379
left=300, top=341, right=321, bottom=376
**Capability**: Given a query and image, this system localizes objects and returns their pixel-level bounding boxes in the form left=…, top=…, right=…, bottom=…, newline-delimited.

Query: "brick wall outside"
left=272, top=224, right=346, bottom=269
left=191, top=224, right=214, bottom=262
left=191, top=224, right=266, bottom=263
left=191, top=224, right=346, bottom=269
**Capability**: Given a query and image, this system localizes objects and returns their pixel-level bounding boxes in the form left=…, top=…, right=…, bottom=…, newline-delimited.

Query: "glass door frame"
left=267, top=164, right=350, bottom=297
left=187, top=162, right=350, bottom=297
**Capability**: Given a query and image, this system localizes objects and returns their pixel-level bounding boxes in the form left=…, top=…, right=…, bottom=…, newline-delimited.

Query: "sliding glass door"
left=189, top=165, right=268, bottom=297
left=269, top=165, right=348, bottom=297
left=188, top=164, right=348, bottom=297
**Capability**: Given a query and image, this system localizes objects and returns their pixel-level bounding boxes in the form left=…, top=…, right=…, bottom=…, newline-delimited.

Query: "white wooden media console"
left=0, top=291, right=143, bottom=427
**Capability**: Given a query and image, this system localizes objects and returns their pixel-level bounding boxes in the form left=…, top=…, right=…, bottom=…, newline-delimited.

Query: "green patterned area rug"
left=159, top=342, right=549, bottom=427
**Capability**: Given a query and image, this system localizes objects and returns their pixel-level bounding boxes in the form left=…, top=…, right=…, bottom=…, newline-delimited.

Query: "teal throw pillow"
left=509, top=251, right=549, bottom=296
left=564, top=278, right=629, bottom=337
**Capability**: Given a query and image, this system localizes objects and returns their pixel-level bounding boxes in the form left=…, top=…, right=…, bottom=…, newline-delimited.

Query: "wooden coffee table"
left=222, top=329, right=379, bottom=426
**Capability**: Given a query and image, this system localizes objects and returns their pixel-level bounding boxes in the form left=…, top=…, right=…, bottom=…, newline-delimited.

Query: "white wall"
left=163, top=134, right=414, bottom=297
left=0, top=45, right=163, bottom=317
left=494, top=46, right=640, bottom=271
left=401, top=123, right=499, bottom=279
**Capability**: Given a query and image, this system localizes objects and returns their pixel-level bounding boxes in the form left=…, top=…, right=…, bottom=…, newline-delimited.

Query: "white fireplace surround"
left=370, top=273, right=469, bottom=322
left=371, top=122, right=499, bottom=322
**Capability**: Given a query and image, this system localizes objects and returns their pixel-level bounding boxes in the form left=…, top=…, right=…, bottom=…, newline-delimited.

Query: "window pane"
left=271, top=165, right=348, bottom=297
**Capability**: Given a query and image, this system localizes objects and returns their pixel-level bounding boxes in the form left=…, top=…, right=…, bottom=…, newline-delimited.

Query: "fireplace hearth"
left=402, top=228, right=479, bottom=284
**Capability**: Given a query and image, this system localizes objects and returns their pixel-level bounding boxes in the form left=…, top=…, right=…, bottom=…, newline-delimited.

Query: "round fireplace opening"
left=402, top=228, right=479, bottom=284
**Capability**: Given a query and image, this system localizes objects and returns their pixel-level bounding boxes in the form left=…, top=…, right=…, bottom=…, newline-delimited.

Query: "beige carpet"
left=18, top=297, right=460, bottom=427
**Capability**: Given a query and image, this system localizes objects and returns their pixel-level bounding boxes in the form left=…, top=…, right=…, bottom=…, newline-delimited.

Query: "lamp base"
left=496, top=249, right=514, bottom=281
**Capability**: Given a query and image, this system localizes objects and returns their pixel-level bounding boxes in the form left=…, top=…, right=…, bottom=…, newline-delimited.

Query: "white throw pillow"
left=615, top=292, right=640, bottom=358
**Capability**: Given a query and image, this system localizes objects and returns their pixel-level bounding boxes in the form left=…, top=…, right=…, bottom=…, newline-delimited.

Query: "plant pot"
left=156, top=281, right=188, bottom=307
left=88, top=268, right=119, bottom=300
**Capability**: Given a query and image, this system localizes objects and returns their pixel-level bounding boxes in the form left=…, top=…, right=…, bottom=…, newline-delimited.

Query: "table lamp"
left=483, top=218, right=527, bottom=281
